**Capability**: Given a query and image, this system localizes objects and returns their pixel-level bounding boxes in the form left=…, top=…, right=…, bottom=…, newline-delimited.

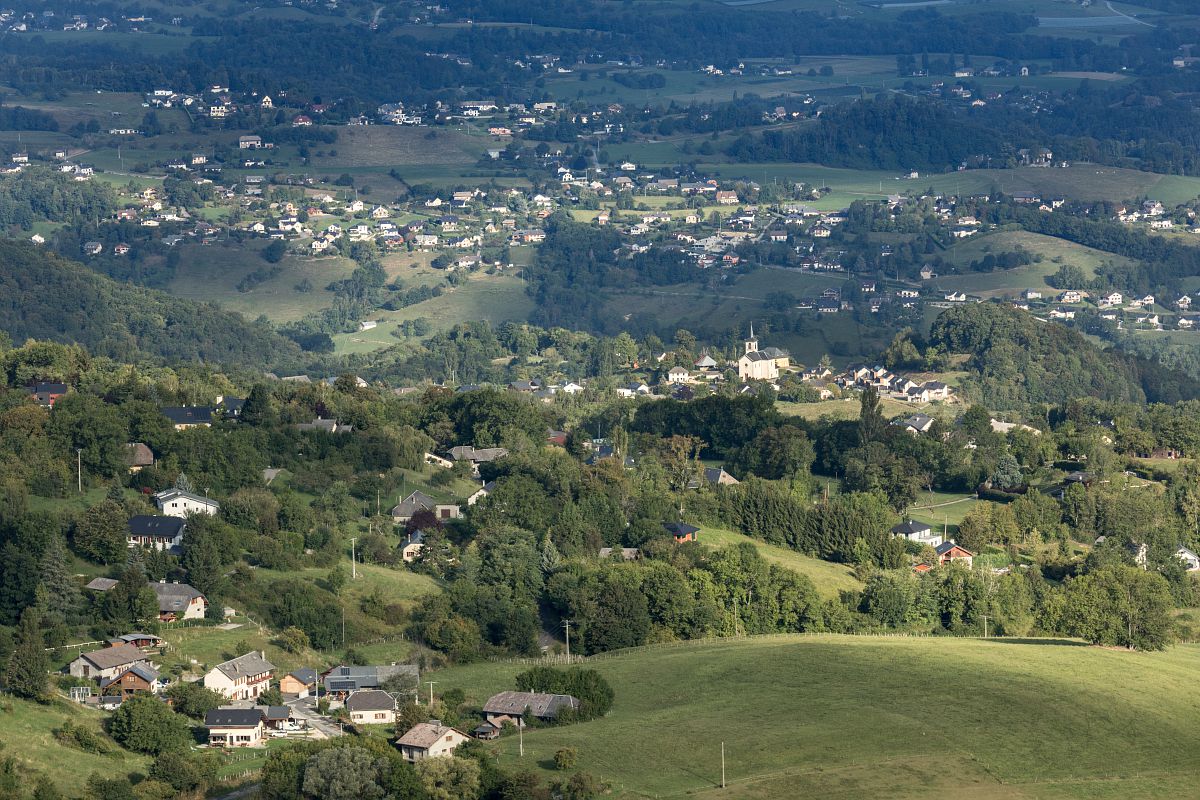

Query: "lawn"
left=779, top=395, right=925, bottom=421
left=0, top=697, right=150, bottom=797
left=905, top=489, right=983, bottom=530
left=700, top=526, right=862, bottom=598
left=431, top=635, right=1200, bottom=799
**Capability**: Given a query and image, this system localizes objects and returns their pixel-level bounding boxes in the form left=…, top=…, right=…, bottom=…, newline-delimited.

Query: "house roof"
left=936, top=541, right=973, bottom=556
left=482, top=691, right=579, bottom=718
left=153, top=488, right=219, bottom=508
left=85, top=577, right=119, bottom=592
left=448, top=445, right=508, bottom=463
left=77, top=644, right=146, bottom=671
left=112, top=632, right=162, bottom=645
left=345, top=689, right=396, bottom=712
left=892, top=519, right=932, bottom=535
left=391, top=491, right=436, bottom=518
left=128, top=515, right=185, bottom=538
left=212, top=652, right=274, bottom=681
left=703, top=467, right=738, bottom=485
left=255, top=705, right=292, bottom=721
left=322, top=664, right=418, bottom=692
left=663, top=521, right=700, bottom=537
left=397, top=722, right=465, bottom=749
left=205, top=707, right=265, bottom=728
left=287, top=668, right=318, bottom=685
left=100, top=663, right=159, bottom=688
left=161, top=406, right=214, bottom=425
left=126, top=442, right=154, bottom=467
left=148, top=581, right=205, bottom=613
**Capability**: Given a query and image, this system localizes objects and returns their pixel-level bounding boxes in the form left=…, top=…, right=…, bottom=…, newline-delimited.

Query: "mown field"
left=935, top=231, right=1127, bottom=298
left=433, top=635, right=1200, bottom=799
left=700, top=526, right=863, bottom=598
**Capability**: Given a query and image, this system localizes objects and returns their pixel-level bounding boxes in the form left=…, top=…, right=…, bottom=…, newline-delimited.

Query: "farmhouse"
left=29, top=381, right=68, bottom=407
left=396, top=722, right=470, bottom=761
left=69, top=644, right=151, bottom=682
left=936, top=541, right=975, bottom=568
left=204, top=651, right=275, bottom=700
left=148, top=581, right=208, bottom=621
left=663, top=521, right=700, bottom=543
left=482, top=691, right=580, bottom=728
left=390, top=490, right=461, bottom=523
left=345, top=689, right=397, bottom=725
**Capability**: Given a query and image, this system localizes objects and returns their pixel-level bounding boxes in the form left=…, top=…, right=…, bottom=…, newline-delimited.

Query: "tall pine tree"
left=6, top=607, right=49, bottom=699
left=39, top=535, right=81, bottom=624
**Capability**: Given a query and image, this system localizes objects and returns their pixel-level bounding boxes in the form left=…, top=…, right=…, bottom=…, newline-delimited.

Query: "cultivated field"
left=433, top=634, right=1200, bottom=799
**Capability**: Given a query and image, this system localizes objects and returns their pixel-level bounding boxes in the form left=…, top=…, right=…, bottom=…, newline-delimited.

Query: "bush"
left=514, top=667, right=613, bottom=721
left=554, top=747, right=578, bottom=770
left=54, top=721, right=116, bottom=755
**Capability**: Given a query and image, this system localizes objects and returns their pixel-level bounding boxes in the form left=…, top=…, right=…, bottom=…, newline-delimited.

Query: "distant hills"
left=0, top=239, right=307, bottom=373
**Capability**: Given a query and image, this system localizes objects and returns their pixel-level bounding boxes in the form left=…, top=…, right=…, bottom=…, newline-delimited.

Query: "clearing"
left=700, top=526, right=862, bottom=598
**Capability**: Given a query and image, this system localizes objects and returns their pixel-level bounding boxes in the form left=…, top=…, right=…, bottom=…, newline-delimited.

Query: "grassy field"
left=0, top=697, right=151, bottom=796
left=166, top=243, right=358, bottom=323
left=905, top=489, right=983, bottom=531
left=433, top=635, right=1200, bottom=799
left=332, top=272, right=533, bottom=355
left=935, top=231, right=1128, bottom=298
left=779, top=394, right=929, bottom=421
left=700, top=526, right=862, bottom=598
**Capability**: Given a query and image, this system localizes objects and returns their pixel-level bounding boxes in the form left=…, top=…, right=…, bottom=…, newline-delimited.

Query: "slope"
left=0, top=239, right=307, bottom=372
left=433, top=635, right=1200, bottom=799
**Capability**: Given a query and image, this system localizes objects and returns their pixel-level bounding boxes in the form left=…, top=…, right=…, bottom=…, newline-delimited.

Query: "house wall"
left=158, top=497, right=218, bottom=518
left=350, top=709, right=396, bottom=725
left=69, top=658, right=145, bottom=682
left=204, top=670, right=271, bottom=700
left=207, top=724, right=263, bottom=747
left=279, top=676, right=311, bottom=697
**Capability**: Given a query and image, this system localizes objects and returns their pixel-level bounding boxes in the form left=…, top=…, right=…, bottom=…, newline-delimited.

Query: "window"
left=375, top=713, right=386, bottom=719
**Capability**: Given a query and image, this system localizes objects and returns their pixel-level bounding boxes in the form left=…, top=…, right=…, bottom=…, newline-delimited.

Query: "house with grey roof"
left=149, top=581, right=207, bottom=621
left=322, top=664, right=419, bottom=697
left=482, top=691, right=579, bottom=727
left=69, top=644, right=152, bottom=683
left=204, top=651, right=274, bottom=700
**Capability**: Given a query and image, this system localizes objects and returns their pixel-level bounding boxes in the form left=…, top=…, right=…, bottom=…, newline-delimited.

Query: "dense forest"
left=0, top=241, right=308, bottom=372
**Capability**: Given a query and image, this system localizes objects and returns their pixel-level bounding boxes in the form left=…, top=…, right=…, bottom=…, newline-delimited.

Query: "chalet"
left=149, top=581, right=208, bottom=621
left=204, top=651, right=274, bottom=701
left=467, top=481, right=496, bottom=506
left=891, top=519, right=943, bottom=548
left=162, top=406, right=214, bottom=429
left=447, top=445, right=508, bottom=474
left=238, top=135, right=263, bottom=150
left=482, top=691, right=580, bottom=728
left=400, top=530, right=426, bottom=563
left=397, top=721, right=470, bottom=761
left=107, top=632, right=162, bottom=649
left=935, top=541, right=974, bottom=568
left=1176, top=546, right=1200, bottom=572
left=127, top=515, right=185, bottom=551
left=205, top=707, right=266, bottom=747
left=895, top=414, right=935, bottom=435
left=715, top=191, right=739, bottom=205
left=703, top=467, right=740, bottom=486
left=29, top=381, right=68, bottom=407
left=390, top=490, right=461, bottom=524
left=345, top=689, right=397, bottom=725
left=322, top=664, right=419, bottom=698
left=154, top=488, right=219, bottom=517
left=69, top=645, right=150, bottom=682
left=280, top=668, right=318, bottom=698
left=663, top=521, right=700, bottom=543
left=100, top=664, right=161, bottom=698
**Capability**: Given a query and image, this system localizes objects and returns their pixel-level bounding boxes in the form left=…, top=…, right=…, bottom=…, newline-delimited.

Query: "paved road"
left=286, top=696, right=344, bottom=739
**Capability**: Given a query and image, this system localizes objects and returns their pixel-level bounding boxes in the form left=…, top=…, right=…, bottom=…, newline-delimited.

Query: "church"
left=737, top=325, right=789, bottom=381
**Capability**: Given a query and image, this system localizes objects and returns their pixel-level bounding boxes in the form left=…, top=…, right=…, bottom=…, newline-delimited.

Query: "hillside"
left=0, top=239, right=307, bottom=372
left=434, top=635, right=1200, bottom=799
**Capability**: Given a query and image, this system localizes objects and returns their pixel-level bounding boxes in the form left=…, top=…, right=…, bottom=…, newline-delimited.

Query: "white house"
left=1176, top=546, right=1200, bottom=572
left=154, top=488, right=219, bottom=517
left=891, top=519, right=943, bottom=548
left=205, top=708, right=266, bottom=747
left=345, top=689, right=397, bottom=725
left=204, top=652, right=274, bottom=700
left=396, top=722, right=470, bottom=761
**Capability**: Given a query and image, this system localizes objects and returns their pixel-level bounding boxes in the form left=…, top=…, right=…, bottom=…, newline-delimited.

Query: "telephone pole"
left=563, top=620, right=572, bottom=661
left=350, top=537, right=357, bottom=579
left=518, top=716, right=524, bottom=757
left=721, top=742, right=726, bottom=789
left=981, top=614, right=989, bottom=639
left=427, top=680, right=436, bottom=706
left=76, top=448, right=83, bottom=493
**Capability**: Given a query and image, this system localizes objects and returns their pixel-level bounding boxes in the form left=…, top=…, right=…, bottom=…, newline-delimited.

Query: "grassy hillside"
left=434, top=635, right=1200, bottom=799
left=936, top=231, right=1129, bottom=298
left=0, top=239, right=307, bottom=372
left=700, top=526, right=862, bottom=598
left=0, top=698, right=150, bottom=796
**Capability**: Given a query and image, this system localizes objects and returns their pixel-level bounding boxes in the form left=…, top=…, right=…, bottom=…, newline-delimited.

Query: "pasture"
left=935, top=231, right=1128, bottom=298
left=700, top=526, right=863, bottom=598
left=432, top=635, right=1200, bottom=799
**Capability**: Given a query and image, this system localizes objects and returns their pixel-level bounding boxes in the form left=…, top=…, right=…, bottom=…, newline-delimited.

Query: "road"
left=286, top=696, right=345, bottom=739
left=1106, top=1, right=1153, bottom=26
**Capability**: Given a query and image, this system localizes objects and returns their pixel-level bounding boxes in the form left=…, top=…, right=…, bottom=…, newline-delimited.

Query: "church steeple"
left=744, top=323, right=759, bottom=355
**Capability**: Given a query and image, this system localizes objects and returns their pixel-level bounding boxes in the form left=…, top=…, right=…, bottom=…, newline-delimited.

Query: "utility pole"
left=518, top=715, right=524, bottom=757
left=76, top=448, right=82, bottom=493
left=341, top=603, right=346, bottom=645
left=350, top=537, right=357, bottom=579
left=427, top=680, right=436, bottom=706
left=981, top=614, right=989, bottom=639
left=563, top=620, right=572, bottom=661
left=721, top=742, right=726, bottom=789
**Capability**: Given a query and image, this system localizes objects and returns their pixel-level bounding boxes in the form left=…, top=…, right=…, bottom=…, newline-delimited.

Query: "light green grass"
left=936, top=231, right=1128, bottom=298
left=0, top=697, right=151, bottom=796
left=700, top=526, right=862, bottom=598
left=332, top=272, right=533, bottom=355
left=779, top=395, right=922, bottom=421
left=905, top=489, right=983, bottom=529
left=432, top=635, right=1200, bottom=799
left=165, top=243, right=357, bottom=323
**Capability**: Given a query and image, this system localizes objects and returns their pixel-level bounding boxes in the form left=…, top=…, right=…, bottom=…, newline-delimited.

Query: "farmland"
left=432, top=635, right=1200, bottom=799
left=935, top=231, right=1129, bottom=298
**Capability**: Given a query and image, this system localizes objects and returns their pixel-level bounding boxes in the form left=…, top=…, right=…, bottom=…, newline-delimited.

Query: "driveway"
left=286, top=696, right=345, bottom=739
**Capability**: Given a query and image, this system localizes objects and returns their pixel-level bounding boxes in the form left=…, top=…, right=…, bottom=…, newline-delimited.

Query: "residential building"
left=482, top=692, right=580, bottom=728
left=891, top=519, right=943, bottom=548
left=280, top=669, right=318, bottom=698
left=154, top=488, right=220, bottom=517
left=204, top=652, right=274, bottom=700
left=396, top=722, right=470, bottom=761
left=149, top=580, right=207, bottom=621
left=345, top=689, right=397, bottom=725
left=127, top=515, right=185, bottom=550
left=99, top=664, right=161, bottom=698
left=69, top=644, right=151, bottom=682
left=390, top=491, right=461, bottom=523
left=936, top=541, right=974, bottom=568
left=162, top=406, right=214, bottom=429
left=322, top=664, right=419, bottom=697
left=205, top=707, right=265, bottom=747
left=663, top=521, right=700, bottom=543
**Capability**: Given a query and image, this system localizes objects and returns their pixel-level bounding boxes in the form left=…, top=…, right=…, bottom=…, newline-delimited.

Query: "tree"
left=262, top=240, right=287, bottom=263
left=989, top=453, right=1024, bottom=491
left=102, top=564, right=159, bottom=629
left=108, top=695, right=193, bottom=754
left=414, top=756, right=481, bottom=800
left=240, top=383, right=275, bottom=427
left=1066, top=565, right=1174, bottom=650
left=5, top=607, right=49, bottom=699
left=277, top=626, right=311, bottom=654
left=164, top=681, right=224, bottom=720
left=554, top=748, right=578, bottom=770
left=72, top=500, right=128, bottom=564
left=302, top=747, right=389, bottom=800
left=857, top=387, right=884, bottom=445
left=38, top=535, right=81, bottom=623
left=149, top=750, right=217, bottom=793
